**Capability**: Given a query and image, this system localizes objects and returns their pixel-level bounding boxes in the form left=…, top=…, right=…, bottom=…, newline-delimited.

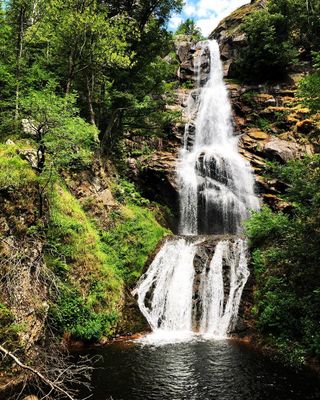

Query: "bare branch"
left=0, top=344, right=76, bottom=400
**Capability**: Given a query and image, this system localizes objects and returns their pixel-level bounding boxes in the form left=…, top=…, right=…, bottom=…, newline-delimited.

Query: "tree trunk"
left=86, top=74, right=96, bottom=125
left=66, top=50, right=75, bottom=94
left=15, top=6, right=25, bottom=130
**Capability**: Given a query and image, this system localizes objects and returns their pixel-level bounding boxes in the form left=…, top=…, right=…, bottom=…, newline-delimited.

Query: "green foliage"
left=0, top=303, right=21, bottom=346
left=255, top=117, right=273, bottom=132
left=46, top=181, right=168, bottom=339
left=246, top=206, right=290, bottom=246
left=113, top=179, right=150, bottom=206
left=101, top=203, right=170, bottom=287
left=47, top=184, right=123, bottom=340
left=21, top=87, right=98, bottom=172
left=236, top=10, right=296, bottom=82
left=245, top=155, right=320, bottom=363
left=0, top=143, right=36, bottom=189
left=268, top=0, right=320, bottom=52
left=50, top=289, right=119, bottom=341
left=236, top=0, right=320, bottom=82
left=298, top=53, right=320, bottom=113
left=0, top=0, right=182, bottom=147
left=175, top=18, right=203, bottom=40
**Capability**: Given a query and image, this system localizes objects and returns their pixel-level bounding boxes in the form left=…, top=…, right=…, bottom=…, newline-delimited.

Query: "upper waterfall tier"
left=178, top=40, right=259, bottom=236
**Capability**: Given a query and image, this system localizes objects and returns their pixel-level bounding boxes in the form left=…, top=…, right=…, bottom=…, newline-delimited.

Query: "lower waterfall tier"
left=132, top=236, right=249, bottom=338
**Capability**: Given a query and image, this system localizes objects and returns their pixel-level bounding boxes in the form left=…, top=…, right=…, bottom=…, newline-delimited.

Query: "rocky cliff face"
left=210, top=0, right=268, bottom=78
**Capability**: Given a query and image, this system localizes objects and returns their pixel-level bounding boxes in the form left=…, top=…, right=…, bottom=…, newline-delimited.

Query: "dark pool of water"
left=79, top=339, right=320, bottom=400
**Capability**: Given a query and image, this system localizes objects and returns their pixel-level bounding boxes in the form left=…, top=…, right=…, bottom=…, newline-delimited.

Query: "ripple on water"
left=78, top=338, right=320, bottom=400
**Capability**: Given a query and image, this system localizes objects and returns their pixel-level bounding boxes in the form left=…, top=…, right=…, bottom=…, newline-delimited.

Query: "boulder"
left=21, top=119, right=38, bottom=136
left=175, top=40, right=192, bottom=63
left=18, top=148, right=38, bottom=169
left=263, top=137, right=302, bottom=163
left=296, top=119, right=317, bottom=134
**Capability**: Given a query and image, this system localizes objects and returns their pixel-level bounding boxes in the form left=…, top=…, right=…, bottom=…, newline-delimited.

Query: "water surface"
left=81, top=339, right=320, bottom=400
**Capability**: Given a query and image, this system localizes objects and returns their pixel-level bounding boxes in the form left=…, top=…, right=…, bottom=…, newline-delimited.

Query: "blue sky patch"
left=168, top=0, right=250, bottom=37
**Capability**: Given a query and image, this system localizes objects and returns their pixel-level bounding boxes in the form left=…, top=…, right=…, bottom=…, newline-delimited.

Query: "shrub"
left=46, top=184, right=123, bottom=340
left=0, top=143, right=36, bottom=190
left=245, top=156, right=320, bottom=362
left=236, top=10, right=296, bottom=82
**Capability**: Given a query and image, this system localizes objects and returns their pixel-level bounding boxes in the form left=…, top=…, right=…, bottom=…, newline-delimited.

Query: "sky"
left=168, top=0, right=250, bottom=37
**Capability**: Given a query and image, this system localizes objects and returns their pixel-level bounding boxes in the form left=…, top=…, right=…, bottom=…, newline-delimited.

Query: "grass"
left=47, top=182, right=169, bottom=340
left=0, top=143, right=36, bottom=190
left=101, top=204, right=170, bottom=287
left=47, top=185, right=123, bottom=340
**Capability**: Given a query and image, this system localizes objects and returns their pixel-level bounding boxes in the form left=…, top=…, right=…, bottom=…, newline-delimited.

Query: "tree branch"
left=0, top=345, right=76, bottom=400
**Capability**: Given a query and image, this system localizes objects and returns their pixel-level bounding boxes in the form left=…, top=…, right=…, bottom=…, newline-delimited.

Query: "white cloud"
left=196, top=17, right=219, bottom=36
left=169, top=14, right=183, bottom=30
left=184, top=4, right=197, bottom=16
left=169, top=0, right=250, bottom=36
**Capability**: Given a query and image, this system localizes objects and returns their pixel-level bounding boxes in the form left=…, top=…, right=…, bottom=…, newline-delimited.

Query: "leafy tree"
left=236, top=10, right=296, bottom=82
left=175, top=18, right=203, bottom=40
left=245, top=156, right=320, bottom=362
left=298, top=53, right=320, bottom=113
left=0, top=1, right=16, bottom=136
left=269, top=0, right=320, bottom=52
left=21, top=86, right=98, bottom=215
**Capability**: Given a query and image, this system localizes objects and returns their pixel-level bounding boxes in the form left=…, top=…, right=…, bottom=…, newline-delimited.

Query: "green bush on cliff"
left=175, top=19, right=203, bottom=41
left=236, top=10, right=296, bottom=82
left=50, top=289, right=119, bottom=342
left=46, top=181, right=169, bottom=340
left=298, top=53, right=320, bottom=113
left=245, top=156, right=320, bottom=363
left=0, top=303, right=21, bottom=345
left=0, top=143, right=36, bottom=190
left=21, top=87, right=99, bottom=173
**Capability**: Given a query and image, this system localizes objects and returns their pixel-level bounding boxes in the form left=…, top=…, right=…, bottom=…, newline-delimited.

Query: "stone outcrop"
left=210, top=0, right=267, bottom=77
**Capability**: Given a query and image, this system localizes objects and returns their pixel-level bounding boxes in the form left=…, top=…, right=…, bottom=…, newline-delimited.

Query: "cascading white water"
left=133, top=40, right=259, bottom=342
left=198, top=239, right=250, bottom=336
left=132, top=238, right=197, bottom=333
left=133, top=237, right=250, bottom=340
left=179, top=40, right=259, bottom=235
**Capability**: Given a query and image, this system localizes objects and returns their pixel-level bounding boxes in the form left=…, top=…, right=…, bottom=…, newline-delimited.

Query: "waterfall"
left=132, top=238, right=197, bottom=333
left=179, top=40, right=259, bottom=235
left=133, top=40, right=259, bottom=341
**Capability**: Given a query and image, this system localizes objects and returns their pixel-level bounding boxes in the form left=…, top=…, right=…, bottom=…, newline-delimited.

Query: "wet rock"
left=232, top=317, right=249, bottom=334
left=175, top=39, right=193, bottom=63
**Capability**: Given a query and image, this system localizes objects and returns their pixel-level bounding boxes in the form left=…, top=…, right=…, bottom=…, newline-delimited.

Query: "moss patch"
left=0, top=143, right=36, bottom=190
left=47, top=183, right=169, bottom=340
left=101, top=204, right=170, bottom=287
left=47, top=185, right=123, bottom=340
